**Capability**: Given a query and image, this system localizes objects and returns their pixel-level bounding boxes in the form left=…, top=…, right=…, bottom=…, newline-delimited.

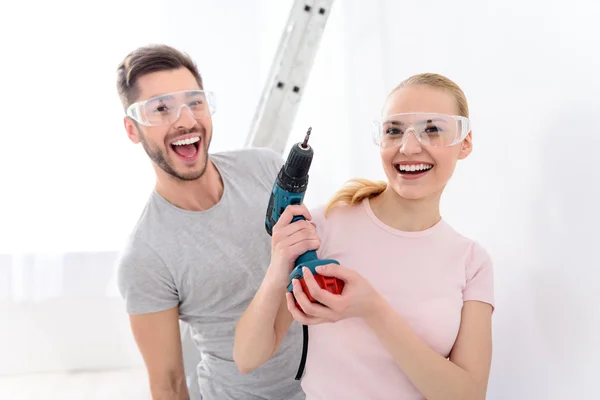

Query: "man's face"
left=124, top=67, right=213, bottom=181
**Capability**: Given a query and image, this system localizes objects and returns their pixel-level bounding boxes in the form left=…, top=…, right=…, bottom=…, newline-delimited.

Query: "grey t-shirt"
left=117, top=147, right=304, bottom=400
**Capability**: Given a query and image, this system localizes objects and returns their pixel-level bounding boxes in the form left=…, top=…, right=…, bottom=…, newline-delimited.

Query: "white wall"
left=0, top=0, right=296, bottom=376
left=321, top=1, right=600, bottom=399
left=1, top=0, right=599, bottom=399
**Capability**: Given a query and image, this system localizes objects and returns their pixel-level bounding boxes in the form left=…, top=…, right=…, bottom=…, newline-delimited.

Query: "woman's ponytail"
left=324, top=178, right=386, bottom=217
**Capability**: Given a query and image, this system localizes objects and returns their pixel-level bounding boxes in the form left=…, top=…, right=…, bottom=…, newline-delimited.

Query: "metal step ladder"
left=245, top=0, right=336, bottom=154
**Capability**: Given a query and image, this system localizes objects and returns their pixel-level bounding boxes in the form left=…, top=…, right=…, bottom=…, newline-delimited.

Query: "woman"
left=234, top=73, right=494, bottom=400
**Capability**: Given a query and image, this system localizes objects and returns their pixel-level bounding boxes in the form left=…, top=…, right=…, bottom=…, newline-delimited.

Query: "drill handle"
left=288, top=214, right=316, bottom=266
left=296, top=249, right=318, bottom=268
left=290, top=215, right=318, bottom=267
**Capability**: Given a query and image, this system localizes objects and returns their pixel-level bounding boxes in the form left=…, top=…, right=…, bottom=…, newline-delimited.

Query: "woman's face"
left=379, top=85, right=472, bottom=201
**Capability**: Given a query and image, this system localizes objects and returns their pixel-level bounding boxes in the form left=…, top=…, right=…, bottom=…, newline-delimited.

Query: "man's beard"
left=139, top=126, right=210, bottom=182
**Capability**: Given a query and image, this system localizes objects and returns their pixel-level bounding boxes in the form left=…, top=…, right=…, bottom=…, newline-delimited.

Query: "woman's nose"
left=399, top=130, right=422, bottom=155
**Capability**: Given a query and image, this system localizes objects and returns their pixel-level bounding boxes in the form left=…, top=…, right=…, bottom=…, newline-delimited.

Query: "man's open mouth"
left=171, top=136, right=200, bottom=159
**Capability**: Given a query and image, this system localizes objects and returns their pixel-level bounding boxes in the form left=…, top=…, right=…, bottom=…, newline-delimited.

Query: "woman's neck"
left=369, top=187, right=442, bottom=232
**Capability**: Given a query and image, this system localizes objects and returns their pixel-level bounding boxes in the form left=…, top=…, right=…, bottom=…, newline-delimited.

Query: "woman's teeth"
left=396, top=164, right=433, bottom=173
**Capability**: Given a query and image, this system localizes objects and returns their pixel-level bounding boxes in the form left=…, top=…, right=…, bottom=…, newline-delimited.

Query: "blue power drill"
left=265, top=127, right=345, bottom=380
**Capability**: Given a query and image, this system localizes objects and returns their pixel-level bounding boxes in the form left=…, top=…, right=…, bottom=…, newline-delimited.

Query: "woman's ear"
left=458, top=131, right=473, bottom=160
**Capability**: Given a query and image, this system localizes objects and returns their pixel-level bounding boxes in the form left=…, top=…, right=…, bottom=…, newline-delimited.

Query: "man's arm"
left=116, top=238, right=185, bottom=399
left=129, top=306, right=189, bottom=400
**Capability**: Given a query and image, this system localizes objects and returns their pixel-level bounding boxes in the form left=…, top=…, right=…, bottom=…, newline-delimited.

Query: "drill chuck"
left=265, top=127, right=314, bottom=235
left=277, top=130, right=314, bottom=193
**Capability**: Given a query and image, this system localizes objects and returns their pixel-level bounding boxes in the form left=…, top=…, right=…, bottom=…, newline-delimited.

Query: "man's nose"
left=173, top=104, right=197, bottom=128
left=399, top=129, right=422, bottom=155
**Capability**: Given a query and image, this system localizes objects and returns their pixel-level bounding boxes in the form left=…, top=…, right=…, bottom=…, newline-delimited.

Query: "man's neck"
left=370, top=187, right=442, bottom=232
left=154, top=159, right=224, bottom=212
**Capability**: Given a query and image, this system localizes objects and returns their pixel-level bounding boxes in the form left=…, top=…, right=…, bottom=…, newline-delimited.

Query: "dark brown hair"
left=116, top=44, right=203, bottom=110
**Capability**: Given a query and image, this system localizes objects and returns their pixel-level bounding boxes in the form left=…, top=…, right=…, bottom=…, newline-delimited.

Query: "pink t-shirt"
left=301, top=198, right=494, bottom=399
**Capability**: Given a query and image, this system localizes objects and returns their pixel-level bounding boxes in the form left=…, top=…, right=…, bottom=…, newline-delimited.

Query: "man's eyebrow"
left=143, top=89, right=203, bottom=102
left=147, top=93, right=174, bottom=102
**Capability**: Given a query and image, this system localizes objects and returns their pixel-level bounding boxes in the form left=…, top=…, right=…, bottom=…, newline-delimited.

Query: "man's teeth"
left=172, top=137, right=200, bottom=146
left=397, top=164, right=433, bottom=172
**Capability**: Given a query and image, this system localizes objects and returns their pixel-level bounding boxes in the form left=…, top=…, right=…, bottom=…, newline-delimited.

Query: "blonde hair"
left=324, top=73, right=469, bottom=217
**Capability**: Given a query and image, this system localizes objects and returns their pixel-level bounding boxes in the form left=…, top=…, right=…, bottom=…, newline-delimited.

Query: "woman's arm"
left=287, top=264, right=493, bottom=400
left=364, top=298, right=493, bottom=400
left=233, top=204, right=320, bottom=373
left=234, top=272, right=294, bottom=373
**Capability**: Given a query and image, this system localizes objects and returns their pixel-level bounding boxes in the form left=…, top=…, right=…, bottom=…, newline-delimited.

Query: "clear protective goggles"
left=126, top=89, right=216, bottom=127
left=372, top=112, right=471, bottom=148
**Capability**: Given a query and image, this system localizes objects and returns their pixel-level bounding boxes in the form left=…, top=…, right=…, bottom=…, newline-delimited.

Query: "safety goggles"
left=372, top=112, right=471, bottom=148
left=126, top=89, right=216, bottom=127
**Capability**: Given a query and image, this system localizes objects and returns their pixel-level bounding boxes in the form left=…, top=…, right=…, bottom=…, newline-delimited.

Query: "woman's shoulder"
left=309, top=202, right=363, bottom=230
left=442, top=222, right=494, bottom=269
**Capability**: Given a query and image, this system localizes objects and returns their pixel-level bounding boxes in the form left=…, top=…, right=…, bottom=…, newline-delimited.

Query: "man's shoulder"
left=116, top=227, right=162, bottom=271
left=211, top=147, right=284, bottom=187
left=217, top=146, right=280, bottom=158
left=115, top=198, right=168, bottom=272
left=121, top=195, right=163, bottom=246
left=115, top=220, right=180, bottom=314
left=212, top=147, right=283, bottom=173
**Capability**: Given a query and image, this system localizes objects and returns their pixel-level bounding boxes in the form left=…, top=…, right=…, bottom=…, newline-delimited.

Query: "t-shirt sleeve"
left=463, top=242, right=495, bottom=310
left=255, top=147, right=285, bottom=179
left=116, top=238, right=179, bottom=315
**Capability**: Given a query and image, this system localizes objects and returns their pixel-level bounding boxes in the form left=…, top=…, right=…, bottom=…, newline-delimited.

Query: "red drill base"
left=295, top=274, right=344, bottom=312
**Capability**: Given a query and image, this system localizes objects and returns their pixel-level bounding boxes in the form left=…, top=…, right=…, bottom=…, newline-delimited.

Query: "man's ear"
left=458, top=131, right=473, bottom=160
left=124, top=117, right=141, bottom=144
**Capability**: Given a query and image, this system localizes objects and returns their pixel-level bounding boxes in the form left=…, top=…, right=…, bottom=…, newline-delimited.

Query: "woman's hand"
left=266, top=204, right=320, bottom=289
left=285, top=263, right=385, bottom=324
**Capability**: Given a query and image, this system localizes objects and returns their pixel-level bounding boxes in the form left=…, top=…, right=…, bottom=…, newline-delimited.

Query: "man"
left=115, top=44, right=306, bottom=399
